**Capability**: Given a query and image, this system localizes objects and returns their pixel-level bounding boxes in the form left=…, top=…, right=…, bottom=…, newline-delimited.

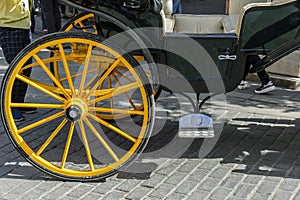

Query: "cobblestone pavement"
left=1, top=13, right=300, bottom=200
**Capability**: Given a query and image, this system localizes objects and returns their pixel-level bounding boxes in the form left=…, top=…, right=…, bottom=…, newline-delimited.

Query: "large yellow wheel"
left=1, top=32, right=155, bottom=181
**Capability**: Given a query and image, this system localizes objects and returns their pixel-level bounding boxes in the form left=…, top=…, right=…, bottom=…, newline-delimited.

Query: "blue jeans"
left=173, top=0, right=182, bottom=14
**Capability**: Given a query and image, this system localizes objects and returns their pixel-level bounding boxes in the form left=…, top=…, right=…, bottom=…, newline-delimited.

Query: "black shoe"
left=19, top=108, right=37, bottom=114
left=12, top=109, right=25, bottom=122
left=255, top=81, right=275, bottom=94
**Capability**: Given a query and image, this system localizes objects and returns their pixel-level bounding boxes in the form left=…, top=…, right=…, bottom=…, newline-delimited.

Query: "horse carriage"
left=1, top=0, right=299, bottom=181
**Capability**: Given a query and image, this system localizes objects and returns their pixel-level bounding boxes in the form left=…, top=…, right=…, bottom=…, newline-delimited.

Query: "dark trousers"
left=0, top=27, right=32, bottom=103
left=40, top=0, right=61, bottom=33
left=243, top=55, right=270, bottom=85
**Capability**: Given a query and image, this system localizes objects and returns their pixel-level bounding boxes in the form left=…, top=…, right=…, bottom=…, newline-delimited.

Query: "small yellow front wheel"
left=1, top=32, right=155, bottom=181
left=61, top=12, right=97, bottom=34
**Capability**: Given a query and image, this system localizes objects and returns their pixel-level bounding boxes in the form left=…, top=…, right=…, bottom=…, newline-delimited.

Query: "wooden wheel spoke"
left=61, top=122, right=75, bottom=169
left=36, top=119, right=68, bottom=156
left=111, top=73, right=137, bottom=110
left=89, top=58, right=121, bottom=94
left=58, top=44, right=75, bottom=93
left=16, top=74, right=66, bottom=102
left=78, top=21, right=87, bottom=32
left=79, top=120, right=95, bottom=171
left=33, top=54, right=71, bottom=98
left=108, top=76, right=113, bottom=108
left=84, top=118, right=119, bottom=162
left=10, top=103, right=64, bottom=109
left=79, top=44, right=93, bottom=94
left=87, top=113, right=137, bottom=143
left=59, top=68, right=99, bottom=82
left=89, top=82, right=140, bottom=104
left=18, top=111, right=65, bottom=135
left=114, top=69, right=134, bottom=83
left=90, top=107, right=144, bottom=115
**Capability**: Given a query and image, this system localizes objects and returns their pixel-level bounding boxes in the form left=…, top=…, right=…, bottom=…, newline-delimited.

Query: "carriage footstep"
left=178, top=114, right=214, bottom=138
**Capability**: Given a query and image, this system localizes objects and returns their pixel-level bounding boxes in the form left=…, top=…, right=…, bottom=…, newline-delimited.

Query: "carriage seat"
left=173, top=14, right=225, bottom=34
left=169, top=0, right=268, bottom=34
left=160, top=0, right=288, bottom=34
left=161, top=0, right=175, bottom=32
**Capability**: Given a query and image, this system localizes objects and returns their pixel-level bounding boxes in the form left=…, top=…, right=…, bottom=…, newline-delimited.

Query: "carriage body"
left=62, top=0, right=300, bottom=93
left=1, top=0, right=300, bottom=181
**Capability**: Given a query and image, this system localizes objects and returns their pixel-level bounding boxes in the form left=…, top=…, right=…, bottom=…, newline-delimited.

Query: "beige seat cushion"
left=173, top=14, right=224, bottom=34
left=221, top=14, right=239, bottom=33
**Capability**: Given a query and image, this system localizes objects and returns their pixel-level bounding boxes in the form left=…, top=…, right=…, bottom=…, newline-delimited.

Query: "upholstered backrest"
left=222, top=0, right=267, bottom=34
left=174, top=14, right=224, bottom=34
left=228, top=0, right=266, bottom=14
left=161, top=0, right=173, bottom=16
left=160, top=0, right=175, bottom=32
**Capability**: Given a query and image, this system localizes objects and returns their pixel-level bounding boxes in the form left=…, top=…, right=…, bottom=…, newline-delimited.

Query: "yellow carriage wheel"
left=1, top=32, right=154, bottom=181
left=61, top=12, right=97, bottom=34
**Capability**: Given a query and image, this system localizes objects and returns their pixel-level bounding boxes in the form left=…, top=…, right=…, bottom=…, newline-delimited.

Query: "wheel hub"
left=65, top=98, right=88, bottom=122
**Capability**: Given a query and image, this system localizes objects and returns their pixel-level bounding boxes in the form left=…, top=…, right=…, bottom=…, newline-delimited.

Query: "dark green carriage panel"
left=160, top=33, right=245, bottom=93
left=239, top=0, right=300, bottom=72
left=240, top=0, right=300, bottom=52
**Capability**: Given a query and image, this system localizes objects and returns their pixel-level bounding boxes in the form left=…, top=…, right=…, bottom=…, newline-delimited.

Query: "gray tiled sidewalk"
left=1, top=10, right=300, bottom=200
left=0, top=86, right=300, bottom=200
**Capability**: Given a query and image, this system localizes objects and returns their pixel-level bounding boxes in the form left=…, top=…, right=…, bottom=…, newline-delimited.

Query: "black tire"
left=1, top=32, right=155, bottom=181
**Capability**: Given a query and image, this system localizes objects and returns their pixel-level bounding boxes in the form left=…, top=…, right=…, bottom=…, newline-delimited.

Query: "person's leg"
left=53, top=0, right=62, bottom=31
left=40, top=0, right=56, bottom=33
left=247, top=55, right=275, bottom=93
left=172, top=0, right=182, bottom=14
left=255, top=69, right=274, bottom=94
left=30, top=11, right=35, bottom=33
left=243, top=56, right=251, bottom=80
left=40, top=8, right=48, bottom=34
left=238, top=55, right=251, bottom=89
left=0, top=28, right=33, bottom=120
left=0, top=29, right=32, bottom=103
left=257, top=69, right=270, bottom=85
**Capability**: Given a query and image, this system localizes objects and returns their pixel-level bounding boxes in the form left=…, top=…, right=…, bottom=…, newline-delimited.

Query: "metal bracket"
left=218, top=54, right=237, bottom=61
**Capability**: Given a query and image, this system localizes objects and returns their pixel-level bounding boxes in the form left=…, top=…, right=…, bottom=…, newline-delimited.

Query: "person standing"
left=0, top=0, right=35, bottom=121
left=238, top=55, right=275, bottom=94
left=40, top=0, right=61, bottom=33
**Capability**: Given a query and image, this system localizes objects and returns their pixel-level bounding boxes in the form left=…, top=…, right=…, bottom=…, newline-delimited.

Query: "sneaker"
left=255, top=81, right=275, bottom=94
left=43, top=29, right=48, bottom=35
left=12, top=109, right=25, bottom=122
left=238, top=80, right=249, bottom=90
left=19, top=108, right=37, bottom=114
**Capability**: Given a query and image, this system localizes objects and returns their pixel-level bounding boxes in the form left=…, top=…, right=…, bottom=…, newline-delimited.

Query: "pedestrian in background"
left=238, top=55, right=275, bottom=94
left=173, top=0, right=182, bottom=14
left=0, top=0, right=36, bottom=121
left=40, top=0, right=61, bottom=33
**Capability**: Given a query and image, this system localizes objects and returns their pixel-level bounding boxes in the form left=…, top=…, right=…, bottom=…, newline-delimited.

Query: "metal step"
left=178, top=114, right=214, bottom=138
